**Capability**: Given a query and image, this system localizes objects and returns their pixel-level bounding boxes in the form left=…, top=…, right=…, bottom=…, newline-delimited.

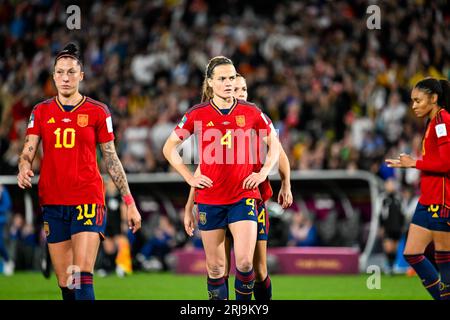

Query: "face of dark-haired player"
left=234, top=76, right=248, bottom=101
left=411, top=88, right=437, bottom=118
left=53, top=57, right=84, bottom=98
left=207, top=64, right=236, bottom=100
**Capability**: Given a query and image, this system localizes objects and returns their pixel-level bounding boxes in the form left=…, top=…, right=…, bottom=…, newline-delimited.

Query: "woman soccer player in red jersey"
left=183, top=73, right=293, bottom=300
left=386, top=78, right=450, bottom=300
left=164, top=56, right=282, bottom=300
left=17, top=43, right=142, bottom=300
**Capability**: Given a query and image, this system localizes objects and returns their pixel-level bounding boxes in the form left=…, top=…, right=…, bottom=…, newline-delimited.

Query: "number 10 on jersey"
left=54, top=128, right=76, bottom=148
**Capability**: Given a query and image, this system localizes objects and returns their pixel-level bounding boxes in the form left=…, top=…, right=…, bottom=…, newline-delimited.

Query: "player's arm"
left=17, top=134, right=40, bottom=189
left=415, top=141, right=450, bottom=172
left=184, top=166, right=201, bottom=236
left=386, top=143, right=450, bottom=173
left=243, top=129, right=282, bottom=189
left=163, top=132, right=212, bottom=189
left=100, top=141, right=141, bottom=233
left=278, top=146, right=293, bottom=208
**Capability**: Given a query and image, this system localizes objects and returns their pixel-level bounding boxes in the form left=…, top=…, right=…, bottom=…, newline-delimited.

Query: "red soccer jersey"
left=416, top=109, right=450, bottom=206
left=26, top=96, right=115, bottom=206
left=174, top=98, right=273, bottom=205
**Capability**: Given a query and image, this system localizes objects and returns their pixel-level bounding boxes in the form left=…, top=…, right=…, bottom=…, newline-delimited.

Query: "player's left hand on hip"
left=243, top=172, right=264, bottom=189
left=127, top=205, right=142, bottom=233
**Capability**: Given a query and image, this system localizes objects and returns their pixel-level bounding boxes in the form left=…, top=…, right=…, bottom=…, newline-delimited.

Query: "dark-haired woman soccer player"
left=164, top=56, right=282, bottom=300
left=386, top=78, right=450, bottom=300
left=184, top=74, right=293, bottom=300
left=17, top=43, right=142, bottom=300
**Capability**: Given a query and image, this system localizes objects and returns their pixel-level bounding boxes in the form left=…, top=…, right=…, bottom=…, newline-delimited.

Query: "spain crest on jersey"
left=77, top=114, right=89, bottom=127
left=235, top=115, right=245, bottom=127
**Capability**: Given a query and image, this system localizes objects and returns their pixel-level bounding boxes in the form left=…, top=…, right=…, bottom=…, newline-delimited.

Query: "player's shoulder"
left=237, top=100, right=268, bottom=119
left=436, top=109, right=450, bottom=124
left=85, top=96, right=111, bottom=115
left=236, top=99, right=261, bottom=112
left=185, top=101, right=211, bottom=115
left=32, top=97, right=55, bottom=112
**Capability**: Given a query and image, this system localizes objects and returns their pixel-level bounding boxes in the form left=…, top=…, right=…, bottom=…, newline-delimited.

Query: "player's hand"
left=17, top=169, right=34, bottom=189
left=278, top=183, right=293, bottom=209
left=243, top=172, right=266, bottom=189
left=385, top=153, right=416, bottom=168
left=126, top=204, right=142, bottom=234
left=188, top=174, right=213, bottom=189
left=184, top=205, right=197, bottom=237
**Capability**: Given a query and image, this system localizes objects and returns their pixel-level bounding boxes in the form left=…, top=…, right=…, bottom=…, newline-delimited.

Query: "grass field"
left=0, top=272, right=430, bottom=300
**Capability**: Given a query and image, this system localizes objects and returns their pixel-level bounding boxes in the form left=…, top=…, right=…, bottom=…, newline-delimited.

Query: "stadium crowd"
left=0, top=0, right=449, bottom=273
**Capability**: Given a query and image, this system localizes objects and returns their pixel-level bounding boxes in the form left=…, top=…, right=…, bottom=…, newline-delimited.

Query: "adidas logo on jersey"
left=84, top=219, right=93, bottom=226
left=47, top=117, right=55, bottom=124
left=206, top=121, right=214, bottom=127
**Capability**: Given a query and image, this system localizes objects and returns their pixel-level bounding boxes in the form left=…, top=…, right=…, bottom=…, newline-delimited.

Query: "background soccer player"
left=16, top=43, right=142, bottom=300
left=184, top=73, right=293, bottom=300
left=386, top=78, right=450, bottom=300
left=163, top=56, right=282, bottom=300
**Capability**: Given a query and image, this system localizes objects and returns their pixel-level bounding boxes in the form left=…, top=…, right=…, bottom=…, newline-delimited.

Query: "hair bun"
left=62, top=43, right=78, bottom=55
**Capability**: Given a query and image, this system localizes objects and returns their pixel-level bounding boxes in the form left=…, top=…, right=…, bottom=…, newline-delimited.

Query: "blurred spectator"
left=267, top=201, right=290, bottom=247
left=288, top=209, right=319, bottom=247
left=9, top=213, right=38, bottom=271
left=136, top=214, right=176, bottom=271
left=377, top=91, right=407, bottom=147
left=0, top=184, right=14, bottom=275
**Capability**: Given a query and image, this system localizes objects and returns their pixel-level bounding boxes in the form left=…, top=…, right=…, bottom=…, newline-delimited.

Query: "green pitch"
left=0, top=272, right=430, bottom=300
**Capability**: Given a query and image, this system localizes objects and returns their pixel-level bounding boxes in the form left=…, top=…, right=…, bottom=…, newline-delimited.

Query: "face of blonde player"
left=234, top=77, right=248, bottom=101
left=53, top=57, right=84, bottom=98
left=411, top=88, right=438, bottom=118
left=207, top=64, right=236, bottom=100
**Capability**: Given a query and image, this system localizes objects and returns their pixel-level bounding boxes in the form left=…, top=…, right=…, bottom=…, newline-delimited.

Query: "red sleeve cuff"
left=415, top=160, right=424, bottom=170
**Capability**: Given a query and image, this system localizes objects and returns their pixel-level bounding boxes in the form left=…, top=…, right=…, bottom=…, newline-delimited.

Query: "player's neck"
left=429, top=106, right=442, bottom=120
left=212, top=96, right=234, bottom=109
left=58, top=92, right=83, bottom=106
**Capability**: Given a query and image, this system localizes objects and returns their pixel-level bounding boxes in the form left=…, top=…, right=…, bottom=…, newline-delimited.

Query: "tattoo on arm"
left=100, top=141, right=131, bottom=196
left=19, top=135, right=40, bottom=170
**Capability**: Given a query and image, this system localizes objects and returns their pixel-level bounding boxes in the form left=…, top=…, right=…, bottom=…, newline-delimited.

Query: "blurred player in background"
left=17, top=43, right=141, bottom=300
left=164, top=56, right=281, bottom=300
left=379, top=178, right=405, bottom=274
left=97, top=177, right=132, bottom=277
left=386, top=78, right=450, bottom=300
left=184, top=73, right=293, bottom=300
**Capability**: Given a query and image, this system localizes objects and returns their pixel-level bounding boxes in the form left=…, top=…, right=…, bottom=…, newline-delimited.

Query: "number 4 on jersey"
left=220, top=130, right=232, bottom=149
